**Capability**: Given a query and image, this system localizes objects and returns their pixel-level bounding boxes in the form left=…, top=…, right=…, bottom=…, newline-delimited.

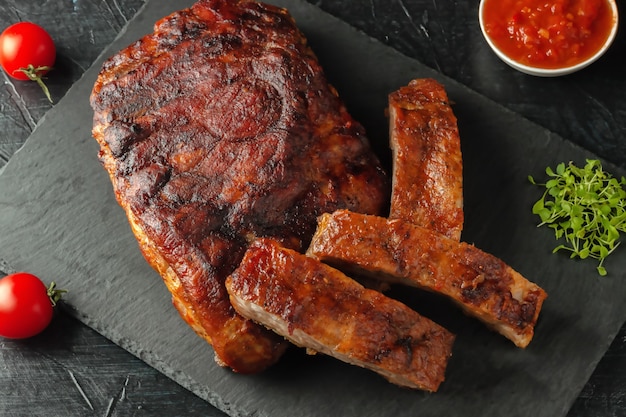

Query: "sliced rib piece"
left=90, top=0, right=388, bottom=373
left=307, top=210, right=547, bottom=348
left=388, top=78, right=464, bottom=241
left=226, top=238, right=455, bottom=392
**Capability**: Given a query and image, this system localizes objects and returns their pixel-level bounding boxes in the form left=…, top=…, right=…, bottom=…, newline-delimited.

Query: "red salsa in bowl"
left=479, top=0, right=618, bottom=75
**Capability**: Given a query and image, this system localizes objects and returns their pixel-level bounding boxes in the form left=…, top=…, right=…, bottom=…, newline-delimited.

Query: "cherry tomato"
left=0, top=22, right=56, bottom=102
left=0, top=272, right=65, bottom=339
left=0, top=22, right=55, bottom=80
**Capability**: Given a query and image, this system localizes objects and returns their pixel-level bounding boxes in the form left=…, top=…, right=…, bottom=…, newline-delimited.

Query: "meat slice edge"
left=307, top=210, right=547, bottom=348
left=226, top=238, right=455, bottom=392
left=388, top=78, right=464, bottom=240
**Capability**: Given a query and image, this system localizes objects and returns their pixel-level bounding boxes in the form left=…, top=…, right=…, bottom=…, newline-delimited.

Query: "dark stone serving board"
left=1, top=1, right=625, bottom=416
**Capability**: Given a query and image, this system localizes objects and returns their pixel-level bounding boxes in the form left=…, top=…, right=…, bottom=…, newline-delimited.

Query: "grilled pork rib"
left=307, top=210, right=547, bottom=348
left=226, top=238, right=455, bottom=391
left=388, top=78, right=464, bottom=240
left=90, top=0, right=388, bottom=373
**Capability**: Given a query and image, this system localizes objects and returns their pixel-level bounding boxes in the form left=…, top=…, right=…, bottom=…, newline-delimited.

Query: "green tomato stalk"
left=16, top=64, right=54, bottom=103
left=46, top=281, right=67, bottom=307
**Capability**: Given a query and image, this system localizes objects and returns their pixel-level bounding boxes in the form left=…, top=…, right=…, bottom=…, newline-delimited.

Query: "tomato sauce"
left=482, top=0, right=616, bottom=69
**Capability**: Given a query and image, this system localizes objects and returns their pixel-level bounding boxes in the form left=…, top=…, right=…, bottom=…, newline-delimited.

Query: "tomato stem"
left=15, top=64, right=54, bottom=103
left=46, top=281, right=67, bottom=307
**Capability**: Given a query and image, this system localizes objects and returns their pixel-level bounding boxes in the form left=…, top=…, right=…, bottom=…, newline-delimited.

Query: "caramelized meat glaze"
left=90, top=0, right=388, bottom=373
left=308, top=210, right=547, bottom=348
left=227, top=238, right=455, bottom=391
left=388, top=78, right=464, bottom=241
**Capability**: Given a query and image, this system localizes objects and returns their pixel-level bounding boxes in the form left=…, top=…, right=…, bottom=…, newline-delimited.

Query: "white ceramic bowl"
left=479, top=0, right=619, bottom=77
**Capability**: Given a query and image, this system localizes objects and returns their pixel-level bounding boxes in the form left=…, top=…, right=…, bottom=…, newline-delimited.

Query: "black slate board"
left=1, top=1, right=625, bottom=416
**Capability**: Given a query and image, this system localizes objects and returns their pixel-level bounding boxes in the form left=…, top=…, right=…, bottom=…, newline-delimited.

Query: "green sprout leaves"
left=529, top=159, right=626, bottom=276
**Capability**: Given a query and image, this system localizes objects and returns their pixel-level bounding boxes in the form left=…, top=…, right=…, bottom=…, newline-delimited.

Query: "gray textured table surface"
left=0, top=1, right=625, bottom=416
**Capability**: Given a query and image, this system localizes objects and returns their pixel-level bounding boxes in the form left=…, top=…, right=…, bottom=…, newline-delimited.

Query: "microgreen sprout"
left=528, top=159, right=626, bottom=276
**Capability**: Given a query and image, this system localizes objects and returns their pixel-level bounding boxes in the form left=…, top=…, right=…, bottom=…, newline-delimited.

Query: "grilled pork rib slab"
left=307, top=210, right=547, bottom=348
left=90, top=0, right=388, bottom=373
left=226, top=238, right=455, bottom=391
left=389, top=78, right=464, bottom=240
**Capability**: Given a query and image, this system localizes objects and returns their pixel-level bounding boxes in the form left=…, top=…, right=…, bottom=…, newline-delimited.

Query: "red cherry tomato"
left=0, top=22, right=56, bottom=102
left=0, top=272, right=65, bottom=339
left=0, top=22, right=55, bottom=80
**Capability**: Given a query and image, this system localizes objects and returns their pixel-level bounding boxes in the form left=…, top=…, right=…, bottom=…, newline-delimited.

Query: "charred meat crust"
left=90, top=0, right=388, bottom=373
left=307, top=210, right=547, bottom=348
left=388, top=78, right=464, bottom=241
left=226, top=238, right=455, bottom=392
